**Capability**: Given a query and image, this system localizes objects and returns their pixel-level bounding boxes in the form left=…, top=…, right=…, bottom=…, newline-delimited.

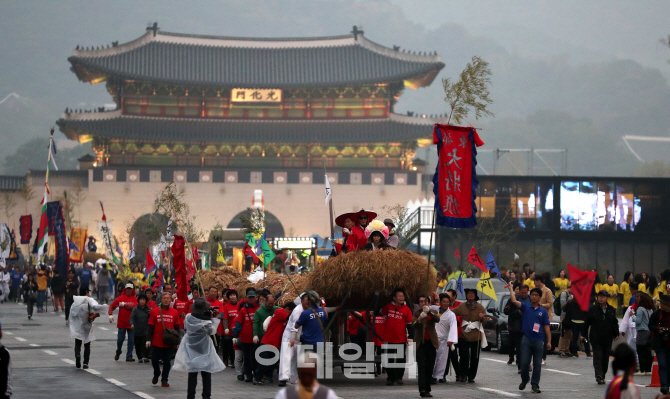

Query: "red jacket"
left=261, top=308, right=290, bottom=348
left=234, top=302, right=260, bottom=343
left=109, top=294, right=138, bottom=329
left=346, top=225, right=367, bottom=252
left=173, top=299, right=191, bottom=329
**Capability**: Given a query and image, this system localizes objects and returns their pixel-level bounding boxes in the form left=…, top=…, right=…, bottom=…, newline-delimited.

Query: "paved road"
left=1, top=302, right=663, bottom=399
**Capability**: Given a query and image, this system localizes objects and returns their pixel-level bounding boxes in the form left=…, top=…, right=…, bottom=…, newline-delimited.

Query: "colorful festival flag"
left=19, top=215, right=32, bottom=244
left=152, top=269, right=164, bottom=291
left=145, top=247, right=156, bottom=278
left=456, top=272, right=465, bottom=299
left=432, top=124, right=485, bottom=228
left=568, top=264, right=597, bottom=312
left=477, top=271, right=497, bottom=301
left=36, top=188, right=49, bottom=261
left=485, top=251, right=503, bottom=281
left=216, top=242, right=225, bottom=264
left=455, top=248, right=461, bottom=259
left=467, top=246, right=487, bottom=272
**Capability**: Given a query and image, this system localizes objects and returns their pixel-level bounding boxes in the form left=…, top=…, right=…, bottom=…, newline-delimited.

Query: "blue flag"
left=486, top=251, right=503, bottom=281
left=68, top=237, right=79, bottom=254
left=456, top=273, right=465, bottom=299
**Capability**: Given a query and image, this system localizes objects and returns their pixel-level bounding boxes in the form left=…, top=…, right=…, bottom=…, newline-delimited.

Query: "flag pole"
left=324, top=165, right=335, bottom=245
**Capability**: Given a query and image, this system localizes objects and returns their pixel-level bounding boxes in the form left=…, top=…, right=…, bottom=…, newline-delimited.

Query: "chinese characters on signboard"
left=231, top=88, right=282, bottom=103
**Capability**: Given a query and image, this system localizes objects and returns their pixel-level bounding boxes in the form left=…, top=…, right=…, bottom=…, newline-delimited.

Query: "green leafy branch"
left=442, top=56, right=494, bottom=125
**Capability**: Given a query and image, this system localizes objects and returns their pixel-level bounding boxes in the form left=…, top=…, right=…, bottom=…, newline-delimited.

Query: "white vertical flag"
left=324, top=174, right=331, bottom=206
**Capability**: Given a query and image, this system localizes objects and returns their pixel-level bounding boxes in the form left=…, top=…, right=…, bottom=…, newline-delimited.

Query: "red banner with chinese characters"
left=432, top=125, right=484, bottom=228
left=20, top=215, right=32, bottom=244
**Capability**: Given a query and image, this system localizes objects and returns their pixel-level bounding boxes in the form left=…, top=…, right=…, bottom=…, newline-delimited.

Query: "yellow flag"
left=477, top=271, right=497, bottom=301
left=216, top=242, right=225, bottom=263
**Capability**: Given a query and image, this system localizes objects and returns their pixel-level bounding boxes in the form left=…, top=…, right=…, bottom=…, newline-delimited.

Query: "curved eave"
left=68, top=57, right=445, bottom=89
left=56, top=111, right=438, bottom=145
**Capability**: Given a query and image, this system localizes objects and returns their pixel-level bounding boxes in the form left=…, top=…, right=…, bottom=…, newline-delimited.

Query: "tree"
left=0, top=191, right=16, bottom=226
left=377, top=204, right=420, bottom=251
left=69, top=178, right=86, bottom=227
left=153, top=182, right=203, bottom=244
left=18, top=173, right=35, bottom=215
left=442, top=56, right=494, bottom=125
left=2, top=138, right=93, bottom=175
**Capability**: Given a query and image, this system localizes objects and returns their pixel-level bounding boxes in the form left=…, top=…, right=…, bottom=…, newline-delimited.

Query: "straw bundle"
left=198, top=268, right=307, bottom=305
left=199, top=268, right=242, bottom=292
left=307, top=250, right=436, bottom=305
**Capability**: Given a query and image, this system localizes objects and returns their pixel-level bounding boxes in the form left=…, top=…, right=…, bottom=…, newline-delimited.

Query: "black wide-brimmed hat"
left=463, top=288, right=479, bottom=300
left=191, top=297, right=210, bottom=315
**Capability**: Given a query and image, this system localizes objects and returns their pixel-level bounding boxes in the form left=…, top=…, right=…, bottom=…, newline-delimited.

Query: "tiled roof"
left=0, top=175, right=25, bottom=191
left=57, top=110, right=438, bottom=144
left=69, top=30, right=444, bottom=88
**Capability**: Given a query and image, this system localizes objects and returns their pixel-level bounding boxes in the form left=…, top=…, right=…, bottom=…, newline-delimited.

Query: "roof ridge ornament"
left=147, top=22, right=159, bottom=37
left=351, top=25, right=364, bottom=40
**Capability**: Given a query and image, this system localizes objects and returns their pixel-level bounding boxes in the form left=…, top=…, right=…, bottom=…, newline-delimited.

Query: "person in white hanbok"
left=432, top=293, right=459, bottom=383
left=69, top=288, right=108, bottom=369
left=173, top=297, right=225, bottom=399
left=278, top=293, right=305, bottom=386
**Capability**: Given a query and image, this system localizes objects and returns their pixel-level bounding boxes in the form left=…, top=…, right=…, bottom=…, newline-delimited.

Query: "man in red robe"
left=346, top=209, right=376, bottom=252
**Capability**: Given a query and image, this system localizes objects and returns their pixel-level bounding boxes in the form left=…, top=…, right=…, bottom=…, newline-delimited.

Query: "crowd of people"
left=5, top=223, right=670, bottom=398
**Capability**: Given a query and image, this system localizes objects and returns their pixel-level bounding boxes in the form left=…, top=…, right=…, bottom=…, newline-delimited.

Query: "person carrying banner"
left=451, top=288, right=487, bottom=383
left=507, top=285, right=551, bottom=393
left=254, top=302, right=295, bottom=386
left=583, top=290, right=620, bottom=385
left=109, top=283, right=138, bottom=362
left=432, top=293, right=458, bottom=384
left=69, top=287, right=108, bottom=369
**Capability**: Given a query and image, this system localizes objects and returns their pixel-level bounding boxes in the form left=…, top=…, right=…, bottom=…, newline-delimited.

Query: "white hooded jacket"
left=173, top=314, right=225, bottom=373
left=69, top=296, right=108, bottom=344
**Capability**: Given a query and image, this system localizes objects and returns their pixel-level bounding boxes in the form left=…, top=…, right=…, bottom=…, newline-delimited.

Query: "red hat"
left=355, top=209, right=377, bottom=222
left=335, top=212, right=358, bottom=228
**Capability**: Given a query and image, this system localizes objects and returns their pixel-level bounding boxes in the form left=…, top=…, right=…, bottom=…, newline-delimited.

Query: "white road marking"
left=98, top=327, right=108, bottom=330
left=483, top=357, right=508, bottom=364
left=636, top=384, right=646, bottom=387
left=545, top=368, right=580, bottom=376
left=106, top=378, right=126, bottom=386
left=4, top=331, right=12, bottom=335
left=61, top=358, right=75, bottom=365
left=134, top=392, right=155, bottom=399
left=479, top=387, right=521, bottom=397
left=29, top=343, right=40, bottom=347
left=44, top=350, right=58, bottom=355
left=86, top=369, right=101, bottom=375
left=14, top=337, right=26, bottom=342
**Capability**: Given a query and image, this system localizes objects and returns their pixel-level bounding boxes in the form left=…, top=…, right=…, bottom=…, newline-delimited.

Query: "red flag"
left=145, top=248, right=156, bottom=278
left=467, top=246, right=487, bottom=272
left=455, top=248, right=461, bottom=259
left=568, top=264, right=596, bottom=312
left=187, top=259, right=196, bottom=281
left=192, top=245, right=199, bottom=262
left=99, top=201, right=107, bottom=221
left=152, top=270, right=163, bottom=291
left=244, top=241, right=259, bottom=264
left=171, top=235, right=189, bottom=302
left=432, top=125, right=484, bottom=229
